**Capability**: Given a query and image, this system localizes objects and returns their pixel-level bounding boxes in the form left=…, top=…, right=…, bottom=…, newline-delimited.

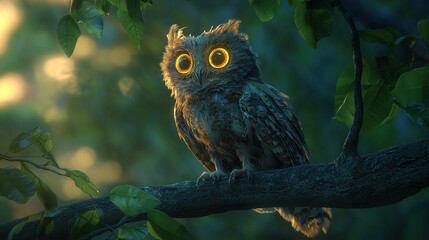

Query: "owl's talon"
left=229, top=168, right=255, bottom=184
left=209, top=170, right=227, bottom=185
left=196, top=172, right=210, bottom=188
left=196, top=171, right=227, bottom=187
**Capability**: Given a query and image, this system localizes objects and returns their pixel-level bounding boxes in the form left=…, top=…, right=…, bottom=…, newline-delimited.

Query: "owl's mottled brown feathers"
left=161, top=19, right=331, bottom=238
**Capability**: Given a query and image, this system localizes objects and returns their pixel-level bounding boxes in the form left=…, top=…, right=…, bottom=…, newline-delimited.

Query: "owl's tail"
left=275, top=207, right=332, bottom=238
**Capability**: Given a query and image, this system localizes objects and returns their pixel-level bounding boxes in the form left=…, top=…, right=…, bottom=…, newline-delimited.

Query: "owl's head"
left=160, top=19, right=260, bottom=98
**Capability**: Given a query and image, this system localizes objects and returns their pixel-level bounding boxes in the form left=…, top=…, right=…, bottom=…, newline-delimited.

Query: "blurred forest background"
left=0, top=0, right=428, bottom=239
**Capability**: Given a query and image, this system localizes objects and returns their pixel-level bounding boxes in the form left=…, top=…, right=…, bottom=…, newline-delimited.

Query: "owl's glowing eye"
left=209, top=48, right=229, bottom=69
left=175, top=53, right=193, bottom=74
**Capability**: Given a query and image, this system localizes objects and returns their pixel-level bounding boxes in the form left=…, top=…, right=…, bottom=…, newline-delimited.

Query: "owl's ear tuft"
left=219, top=19, right=241, bottom=34
left=208, top=19, right=240, bottom=34
left=206, top=19, right=248, bottom=41
left=167, top=24, right=185, bottom=44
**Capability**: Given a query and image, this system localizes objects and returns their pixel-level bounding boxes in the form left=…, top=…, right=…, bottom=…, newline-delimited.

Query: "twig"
left=333, top=0, right=364, bottom=155
left=0, top=154, right=67, bottom=176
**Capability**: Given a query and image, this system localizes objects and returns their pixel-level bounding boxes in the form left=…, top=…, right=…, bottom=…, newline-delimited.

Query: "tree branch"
left=1, top=139, right=428, bottom=240
left=334, top=0, right=364, bottom=155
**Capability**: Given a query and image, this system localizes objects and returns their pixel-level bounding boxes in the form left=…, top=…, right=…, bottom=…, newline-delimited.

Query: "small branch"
left=1, top=139, right=428, bottom=240
left=0, top=154, right=66, bottom=176
left=334, top=0, right=364, bottom=155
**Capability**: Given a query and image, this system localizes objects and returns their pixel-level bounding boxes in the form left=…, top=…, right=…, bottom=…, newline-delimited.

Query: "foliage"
left=110, top=185, right=160, bottom=217
left=0, top=127, right=99, bottom=239
left=108, top=185, right=191, bottom=239
left=147, top=209, right=192, bottom=240
left=57, top=0, right=151, bottom=57
left=333, top=20, right=429, bottom=131
left=289, top=0, right=333, bottom=48
left=249, top=0, right=281, bottom=22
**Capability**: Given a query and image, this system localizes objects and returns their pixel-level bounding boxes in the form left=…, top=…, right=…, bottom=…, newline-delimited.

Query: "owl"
left=160, top=19, right=331, bottom=237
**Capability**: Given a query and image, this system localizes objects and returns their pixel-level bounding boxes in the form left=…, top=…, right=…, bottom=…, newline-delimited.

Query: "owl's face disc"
left=160, top=20, right=260, bottom=98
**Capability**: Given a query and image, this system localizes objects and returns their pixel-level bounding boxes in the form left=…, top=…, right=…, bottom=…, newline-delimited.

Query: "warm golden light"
left=70, top=147, right=97, bottom=171
left=42, top=55, right=76, bottom=82
left=73, top=36, right=97, bottom=59
left=91, top=160, right=122, bottom=183
left=0, top=73, right=26, bottom=107
left=27, top=0, right=69, bottom=5
left=0, top=1, right=22, bottom=55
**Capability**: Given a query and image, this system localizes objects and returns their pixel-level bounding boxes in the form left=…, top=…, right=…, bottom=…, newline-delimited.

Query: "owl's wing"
left=239, top=82, right=309, bottom=166
left=174, top=102, right=216, bottom=171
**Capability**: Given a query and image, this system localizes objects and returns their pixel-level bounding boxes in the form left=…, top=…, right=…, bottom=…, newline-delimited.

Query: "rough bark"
left=1, top=139, right=428, bottom=240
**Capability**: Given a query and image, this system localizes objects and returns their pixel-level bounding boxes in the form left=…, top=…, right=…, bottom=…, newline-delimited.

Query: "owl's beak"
left=194, top=68, right=209, bottom=86
left=194, top=68, right=204, bottom=86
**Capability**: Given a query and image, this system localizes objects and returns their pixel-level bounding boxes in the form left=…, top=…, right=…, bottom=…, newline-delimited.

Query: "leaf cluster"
left=1, top=127, right=100, bottom=239
left=57, top=0, right=151, bottom=57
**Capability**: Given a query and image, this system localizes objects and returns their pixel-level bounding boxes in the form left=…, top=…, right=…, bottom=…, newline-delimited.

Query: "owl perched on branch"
left=160, top=19, right=331, bottom=237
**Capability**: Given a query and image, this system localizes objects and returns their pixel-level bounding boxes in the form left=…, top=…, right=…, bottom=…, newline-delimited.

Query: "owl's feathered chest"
left=175, top=86, right=247, bottom=151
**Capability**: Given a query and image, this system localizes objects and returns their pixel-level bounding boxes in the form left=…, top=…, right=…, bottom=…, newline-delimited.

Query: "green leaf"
left=0, top=166, right=36, bottom=203
left=334, top=70, right=355, bottom=127
left=71, top=208, right=104, bottom=239
left=57, top=15, right=81, bottom=58
left=359, top=28, right=399, bottom=46
left=114, top=221, right=149, bottom=240
left=403, top=103, right=429, bottom=129
left=110, top=185, right=160, bottom=217
left=147, top=210, right=192, bottom=240
left=362, top=76, right=393, bottom=132
left=96, top=0, right=111, bottom=15
left=392, top=67, right=429, bottom=105
left=249, top=0, right=280, bottom=22
left=36, top=132, right=60, bottom=168
left=141, top=0, right=153, bottom=10
left=417, top=19, right=429, bottom=46
left=392, top=68, right=429, bottom=129
left=8, top=127, right=42, bottom=153
left=20, top=163, right=58, bottom=210
left=117, top=0, right=145, bottom=49
left=74, top=1, right=104, bottom=38
left=289, top=0, right=333, bottom=48
left=64, top=168, right=100, bottom=196
left=334, top=57, right=407, bottom=131
left=380, top=103, right=400, bottom=126
left=36, top=220, right=54, bottom=239
left=375, top=56, right=407, bottom=90
left=108, top=0, right=129, bottom=12
left=37, top=132, right=53, bottom=156
left=36, top=210, right=59, bottom=239
left=8, top=214, right=41, bottom=240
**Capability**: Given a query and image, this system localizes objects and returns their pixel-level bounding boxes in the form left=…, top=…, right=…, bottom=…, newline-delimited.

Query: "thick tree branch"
left=334, top=0, right=364, bottom=155
left=1, top=139, right=428, bottom=239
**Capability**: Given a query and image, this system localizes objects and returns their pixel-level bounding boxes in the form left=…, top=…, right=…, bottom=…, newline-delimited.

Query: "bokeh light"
left=73, top=36, right=97, bottom=59
left=0, top=1, right=22, bottom=56
left=42, top=55, right=76, bottom=82
left=0, top=73, right=27, bottom=107
left=70, top=147, right=97, bottom=170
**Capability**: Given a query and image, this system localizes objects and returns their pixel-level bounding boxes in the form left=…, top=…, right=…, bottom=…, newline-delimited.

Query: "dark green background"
left=0, top=0, right=428, bottom=239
